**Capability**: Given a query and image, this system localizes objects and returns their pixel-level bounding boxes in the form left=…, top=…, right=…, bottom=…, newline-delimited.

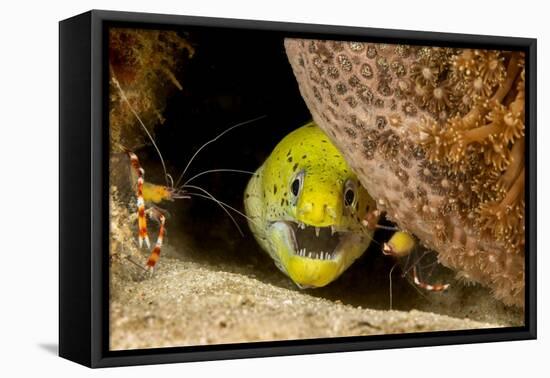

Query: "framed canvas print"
left=59, top=10, right=536, bottom=368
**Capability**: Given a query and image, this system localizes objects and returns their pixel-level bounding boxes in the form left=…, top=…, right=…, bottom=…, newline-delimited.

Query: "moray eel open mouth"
left=272, top=221, right=354, bottom=261
left=268, top=220, right=369, bottom=288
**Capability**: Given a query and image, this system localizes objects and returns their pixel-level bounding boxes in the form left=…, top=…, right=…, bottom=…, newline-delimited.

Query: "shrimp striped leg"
left=126, top=150, right=151, bottom=249
left=412, top=266, right=450, bottom=292
left=145, top=209, right=166, bottom=270
left=384, top=232, right=449, bottom=292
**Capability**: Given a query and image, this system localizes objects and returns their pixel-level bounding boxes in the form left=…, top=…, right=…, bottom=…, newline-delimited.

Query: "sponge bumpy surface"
left=285, top=39, right=525, bottom=307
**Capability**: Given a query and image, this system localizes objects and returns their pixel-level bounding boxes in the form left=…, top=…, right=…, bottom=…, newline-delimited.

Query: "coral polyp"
left=413, top=52, right=525, bottom=254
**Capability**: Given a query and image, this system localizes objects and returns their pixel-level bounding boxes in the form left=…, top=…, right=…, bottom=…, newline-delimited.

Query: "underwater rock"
left=109, top=28, right=194, bottom=151
left=285, top=39, right=525, bottom=307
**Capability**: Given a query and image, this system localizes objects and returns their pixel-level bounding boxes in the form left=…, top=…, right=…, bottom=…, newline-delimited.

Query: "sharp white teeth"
left=296, top=247, right=337, bottom=260
left=331, top=226, right=336, bottom=236
left=315, top=227, right=320, bottom=237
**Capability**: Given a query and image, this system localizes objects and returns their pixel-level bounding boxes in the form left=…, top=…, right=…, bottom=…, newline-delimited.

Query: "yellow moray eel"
left=244, top=122, right=378, bottom=288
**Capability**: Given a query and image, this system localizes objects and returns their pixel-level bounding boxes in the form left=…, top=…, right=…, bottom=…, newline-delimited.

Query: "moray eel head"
left=245, top=123, right=377, bottom=288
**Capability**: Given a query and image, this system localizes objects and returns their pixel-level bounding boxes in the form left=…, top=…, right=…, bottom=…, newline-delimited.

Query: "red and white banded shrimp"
left=112, top=72, right=265, bottom=272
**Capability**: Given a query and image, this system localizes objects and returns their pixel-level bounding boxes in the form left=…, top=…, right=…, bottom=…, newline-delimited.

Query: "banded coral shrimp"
left=111, top=72, right=268, bottom=274
left=349, top=206, right=453, bottom=310
left=381, top=230, right=453, bottom=310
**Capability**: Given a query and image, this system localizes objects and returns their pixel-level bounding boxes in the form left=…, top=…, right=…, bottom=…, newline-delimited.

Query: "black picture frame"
left=59, top=9, right=537, bottom=368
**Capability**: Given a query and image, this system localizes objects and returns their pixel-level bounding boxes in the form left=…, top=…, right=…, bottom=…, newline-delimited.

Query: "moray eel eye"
left=291, top=179, right=300, bottom=196
left=344, top=179, right=357, bottom=208
left=291, top=170, right=304, bottom=199
left=344, top=188, right=354, bottom=207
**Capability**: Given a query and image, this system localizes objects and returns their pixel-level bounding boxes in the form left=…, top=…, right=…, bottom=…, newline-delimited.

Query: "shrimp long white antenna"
left=184, top=184, right=263, bottom=231
left=111, top=69, right=170, bottom=187
left=183, top=184, right=244, bottom=236
left=183, top=168, right=257, bottom=186
left=402, top=249, right=429, bottom=278
left=186, top=192, right=262, bottom=230
left=375, top=225, right=399, bottom=231
left=174, top=115, right=267, bottom=188
left=389, top=263, right=397, bottom=310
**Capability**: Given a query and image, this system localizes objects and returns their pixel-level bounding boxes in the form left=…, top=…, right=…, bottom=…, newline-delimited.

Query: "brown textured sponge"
left=285, top=39, right=525, bottom=307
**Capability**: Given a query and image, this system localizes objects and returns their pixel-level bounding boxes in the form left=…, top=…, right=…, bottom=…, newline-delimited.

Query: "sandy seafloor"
left=109, top=186, right=523, bottom=351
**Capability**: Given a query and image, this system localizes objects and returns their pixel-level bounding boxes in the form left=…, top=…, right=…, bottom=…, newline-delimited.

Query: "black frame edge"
left=58, top=9, right=537, bottom=368
left=90, top=10, right=109, bottom=368
left=89, top=9, right=535, bottom=48
left=526, top=38, right=537, bottom=339
left=95, top=328, right=534, bottom=368
left=59, top=11, right=93, bottom=367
